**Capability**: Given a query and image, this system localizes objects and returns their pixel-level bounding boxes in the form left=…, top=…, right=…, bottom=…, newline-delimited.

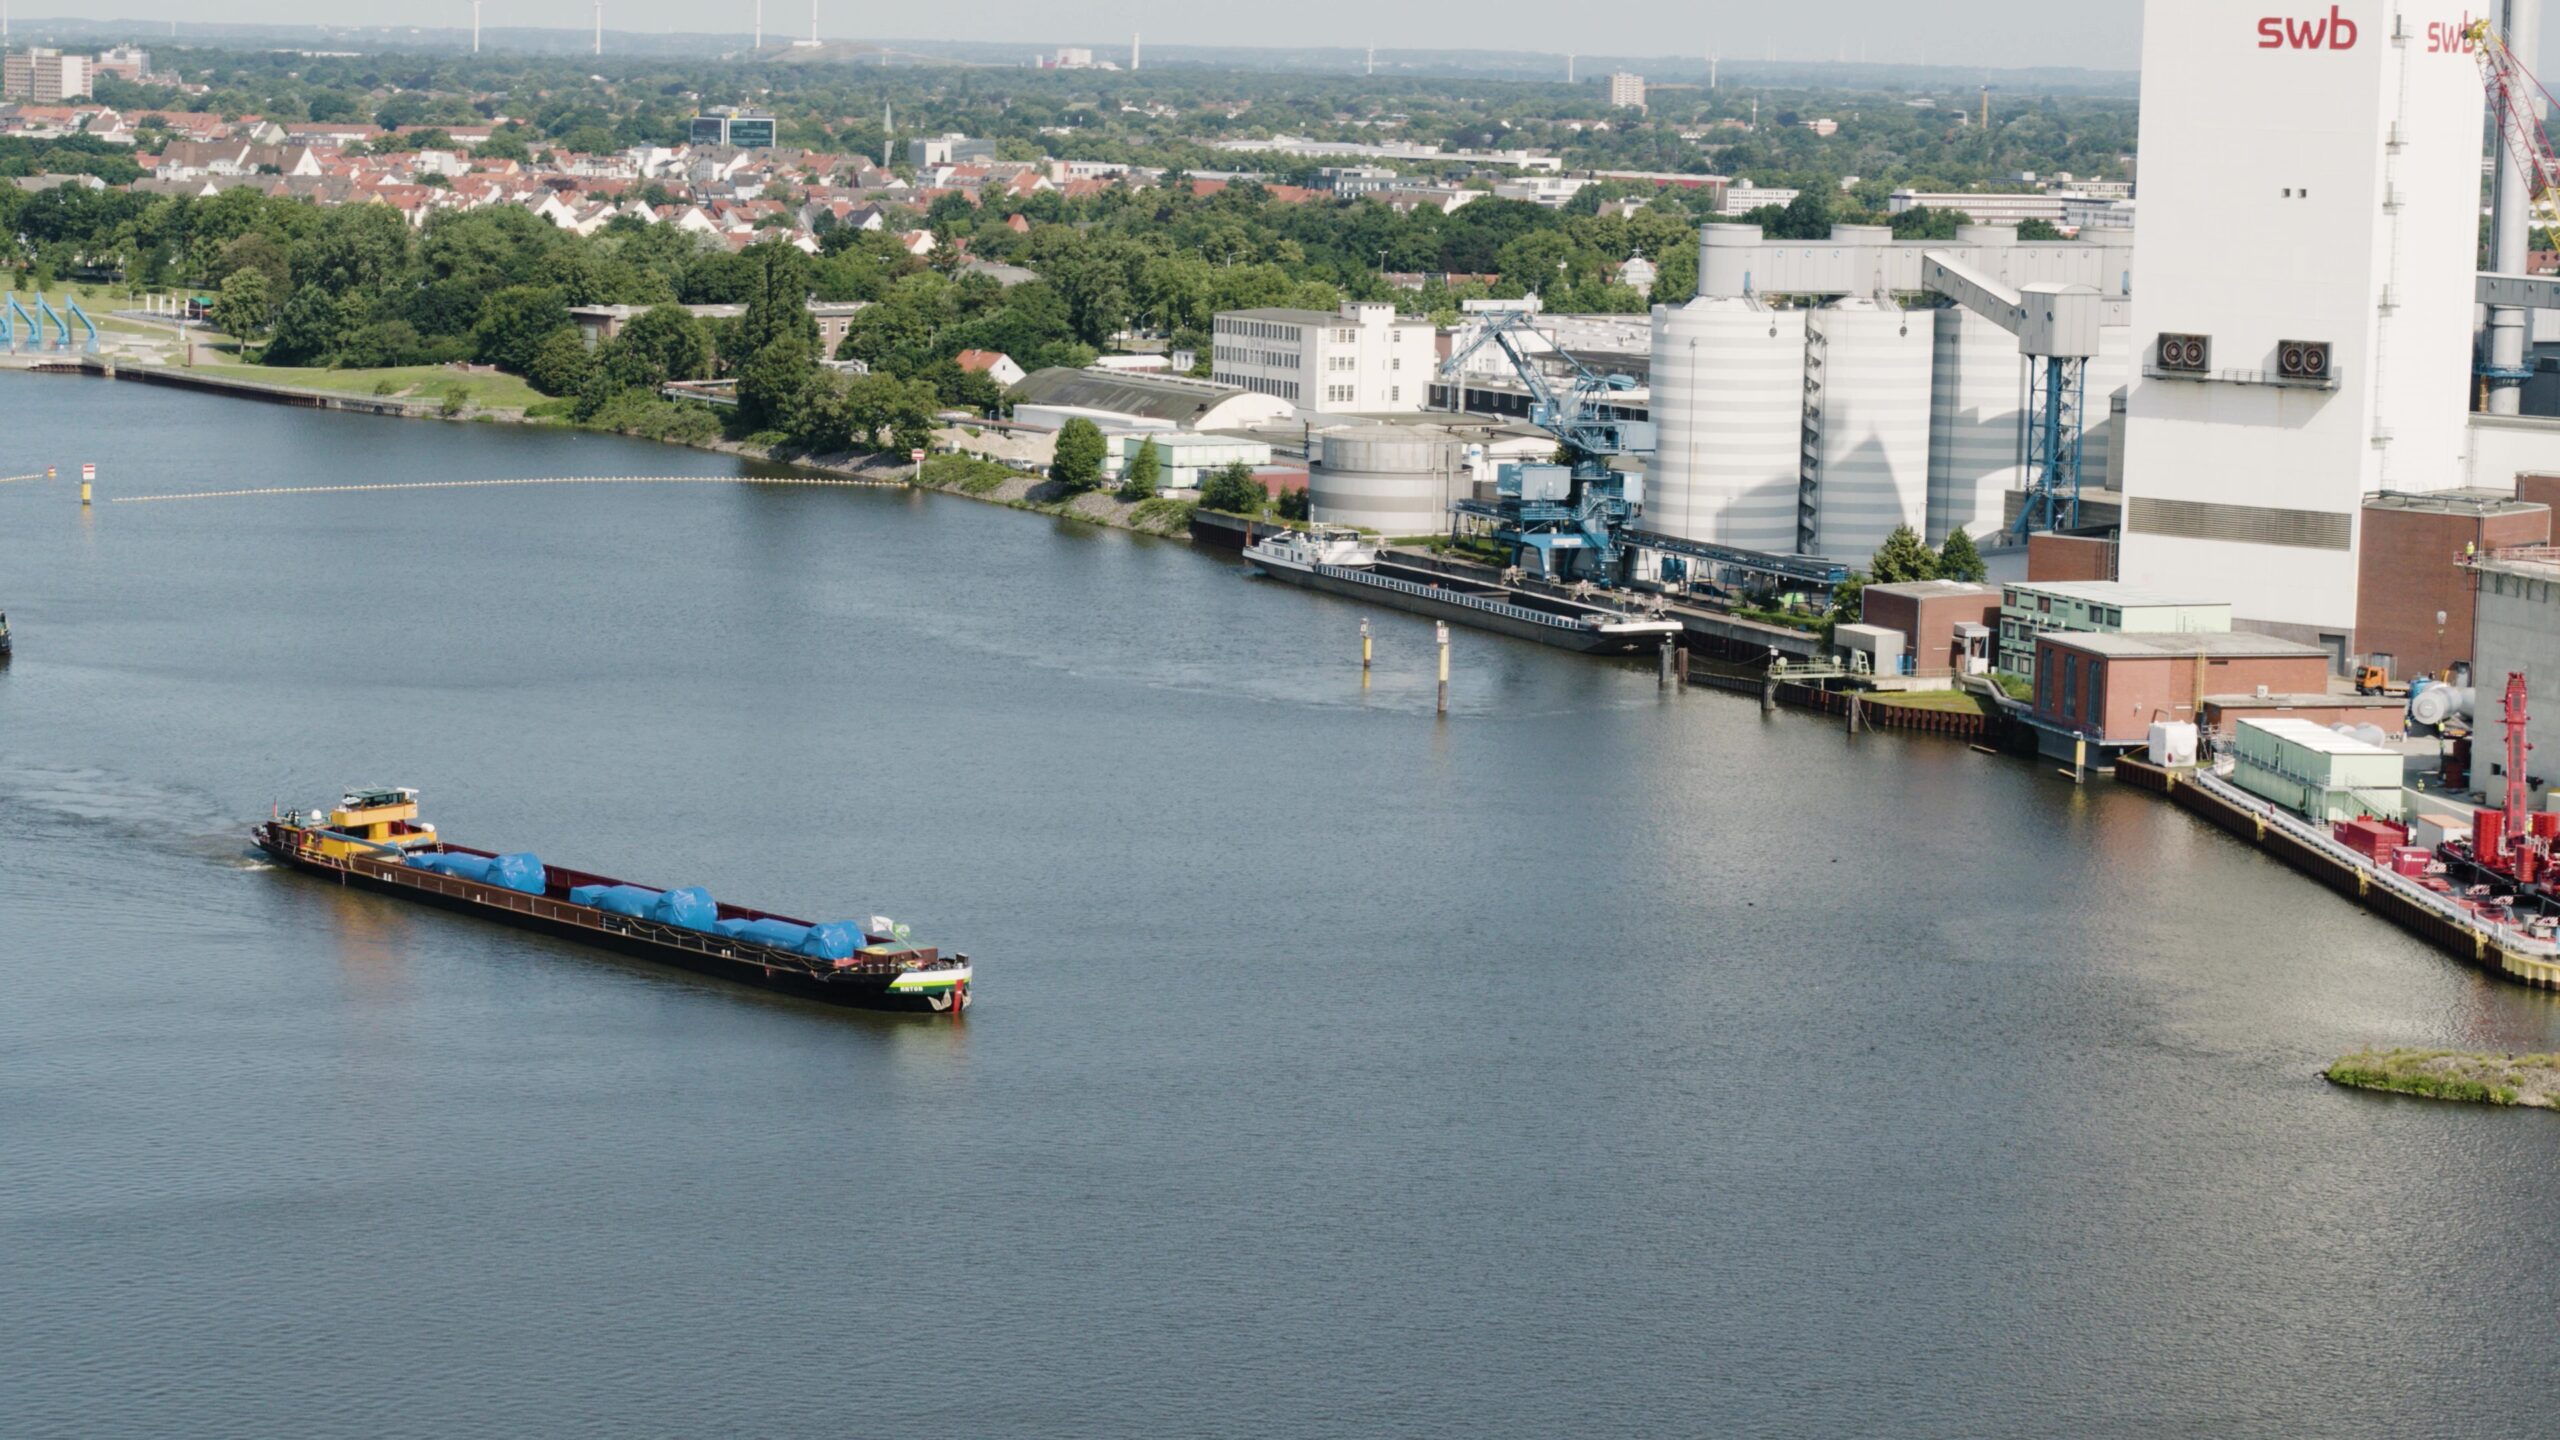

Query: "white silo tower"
left=1802, top=296, right=1934, bottom=561
left=1647, top=297, right=1808, bottom=554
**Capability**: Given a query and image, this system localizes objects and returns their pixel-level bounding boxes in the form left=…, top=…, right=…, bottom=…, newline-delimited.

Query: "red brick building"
left=2026, top=533, right=2115, bottom=583
left=2029, top=631, right=2335, bottom=747
left=1857, top=580, right=2002, bottom=675
left=2355, top=489, right=2549, bottom=682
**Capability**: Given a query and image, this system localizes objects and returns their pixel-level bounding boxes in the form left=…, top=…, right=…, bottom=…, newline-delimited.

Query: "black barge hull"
left=1250, top=559, right=1679, bottom=655
left=255, top=825, right=970, bottom=1015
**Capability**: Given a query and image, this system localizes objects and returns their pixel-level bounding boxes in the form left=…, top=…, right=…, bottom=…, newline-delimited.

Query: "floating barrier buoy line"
left=111, top=473, right=904, bottom=504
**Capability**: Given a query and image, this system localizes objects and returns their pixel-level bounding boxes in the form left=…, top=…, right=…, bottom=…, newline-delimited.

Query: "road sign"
left=81, top=463, right=96, bottom=482
left=909, top=449, right=926, bottom=462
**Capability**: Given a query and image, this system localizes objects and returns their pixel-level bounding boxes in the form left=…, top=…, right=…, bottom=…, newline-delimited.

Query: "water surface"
left=4, top=377, right=2557, bottom=1436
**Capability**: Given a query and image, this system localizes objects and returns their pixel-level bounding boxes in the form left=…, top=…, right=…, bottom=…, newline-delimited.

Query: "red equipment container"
left=2476, top=809, right=2507, bottom=866
left=2534, top=812, right=2560, bottom=842
left=2391, top=847, right=2434, bottom=877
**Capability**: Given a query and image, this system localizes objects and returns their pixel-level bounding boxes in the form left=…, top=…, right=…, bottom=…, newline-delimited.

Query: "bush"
left=1275, top=487, right=1310, bottom=521
left=1197, top=461, right=1267, bottom=516
left=439, top=386, right=468, bottom=417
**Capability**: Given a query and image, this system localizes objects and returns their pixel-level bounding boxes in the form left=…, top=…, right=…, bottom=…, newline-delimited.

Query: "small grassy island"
left=2324, top=1049, right=2560, bottom=1109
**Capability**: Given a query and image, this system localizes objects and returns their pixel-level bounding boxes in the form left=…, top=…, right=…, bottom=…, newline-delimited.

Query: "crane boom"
left=1434, top=309, right=1655, bottom=582
left=2469, top=19, right=2560, bottom=234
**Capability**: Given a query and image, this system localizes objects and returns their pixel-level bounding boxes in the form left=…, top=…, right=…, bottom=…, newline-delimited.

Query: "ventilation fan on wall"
left=2277, top=340, right=2331, bottom=381
left=2155, top=332, right=2211, bottom=374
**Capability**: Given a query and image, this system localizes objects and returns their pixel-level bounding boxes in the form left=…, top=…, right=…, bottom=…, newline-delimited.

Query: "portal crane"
left=1436, top=309, right=1654, bottom=581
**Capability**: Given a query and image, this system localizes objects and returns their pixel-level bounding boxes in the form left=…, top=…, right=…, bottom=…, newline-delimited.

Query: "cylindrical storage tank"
left=2477, top=808, right=2507, bottom=862
left=1307, top=425, right=1466, bottom=535
left=1927, top=307, right=2026, bottom=545
left=1697, top=223, right=1765, bottom=299
left=1805, top=299, right=1935, bottom=562
left=1647, top=297, right=1806, bottom=552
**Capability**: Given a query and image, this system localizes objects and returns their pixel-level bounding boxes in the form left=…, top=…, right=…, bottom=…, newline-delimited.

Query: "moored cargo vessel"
left=254, top=788, right=971, bottom=1013
left=1244, top=526, right=1682, bottom=655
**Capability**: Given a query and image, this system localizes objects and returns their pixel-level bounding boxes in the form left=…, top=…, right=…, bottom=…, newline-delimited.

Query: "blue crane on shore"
left=1436, top=309, right=1654, bottom=583
left=1, top=294, right=36, bottom=352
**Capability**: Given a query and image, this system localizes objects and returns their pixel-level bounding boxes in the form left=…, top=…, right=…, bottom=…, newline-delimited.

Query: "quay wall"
left=2116, top=757, right=2560, bottom=991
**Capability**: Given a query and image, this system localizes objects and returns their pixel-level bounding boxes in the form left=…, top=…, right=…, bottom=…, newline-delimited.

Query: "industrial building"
left=1005, top=367, right=1295, bottom=434
left=1104, top=433, right=1273, bottom=491
left=1210, top=303, right=1434, bottom=414
left=2355, top=490, right=2551, bottom=681
left=2468, top=551, right=2560, bottom=812
left=1996, top=580, right=2230, bottom=680
left=2115, top=0, right=2488, bottom=661
left=2230, top=718, right=2410, bottom=823
left=1650, top=222, right=2135, bottom=558
left=2029, top=631, right=2336, bottom=749
left=1858, top=580, right=2002, bottom=676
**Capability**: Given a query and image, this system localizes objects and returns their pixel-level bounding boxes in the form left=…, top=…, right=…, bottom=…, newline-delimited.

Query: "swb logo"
left=2256, top=5, right=2360, bottom=48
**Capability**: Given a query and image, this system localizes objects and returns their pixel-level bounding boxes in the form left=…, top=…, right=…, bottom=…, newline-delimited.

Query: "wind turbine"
left=471, top=0, right=482, bottom=53
left=592, top=0, right=603, bottom=56
left=754, top=0, right=761, bottom=50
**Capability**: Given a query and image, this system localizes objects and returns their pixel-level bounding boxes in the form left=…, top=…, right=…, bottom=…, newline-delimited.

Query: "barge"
left=254, top=788, right=971, bottom=1014
left=1244, top=526, right=1683, bottom=655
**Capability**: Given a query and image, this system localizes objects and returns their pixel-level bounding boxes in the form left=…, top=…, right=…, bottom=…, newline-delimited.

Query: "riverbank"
left=28, top=359, right=1204, bottom=541
left=2325, top=1049, right=2560, bottom=1108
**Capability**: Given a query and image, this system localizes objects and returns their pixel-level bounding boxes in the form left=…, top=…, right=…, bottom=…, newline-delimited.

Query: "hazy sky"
left=30, top=1, right=2152, bottom=72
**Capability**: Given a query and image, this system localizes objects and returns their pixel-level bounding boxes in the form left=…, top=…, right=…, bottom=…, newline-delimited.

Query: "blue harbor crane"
left=33, top=294, right=71, bottom=352
left=1, top=294, right=36, bottom=352
left=60, top=297, right=101, bottom=354
left=1436, top=309, right=1655, bottom=583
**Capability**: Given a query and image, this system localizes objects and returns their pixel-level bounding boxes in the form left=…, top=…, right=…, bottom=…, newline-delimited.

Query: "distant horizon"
left=7, top=5, right=2148, bottom=77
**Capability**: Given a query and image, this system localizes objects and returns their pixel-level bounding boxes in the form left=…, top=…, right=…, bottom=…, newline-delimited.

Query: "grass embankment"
left=1863, top=688, right=2000, bottom=718
left=176, top=361, right=544, bottom=411
left=2323, top=1049, right=2560, bottom=1109
left=913, top=454, right=1196, bottom=538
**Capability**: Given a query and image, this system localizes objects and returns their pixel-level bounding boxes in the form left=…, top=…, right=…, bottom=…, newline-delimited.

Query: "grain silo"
left=1803, top=298, right=1934, bottom=561
left=1646, top=297, right=1807, bottom=553
left=1308, top=425, right=1468, bottom=534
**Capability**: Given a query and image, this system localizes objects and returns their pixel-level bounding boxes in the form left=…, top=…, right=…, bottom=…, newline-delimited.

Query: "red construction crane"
left=2468, top=19, right=2560, bottom=238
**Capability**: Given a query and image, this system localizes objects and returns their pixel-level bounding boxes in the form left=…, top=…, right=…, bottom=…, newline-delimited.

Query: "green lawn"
left=1867, top=688, right=1998, bottom=717
left=176, top=361, right=545, bottom=410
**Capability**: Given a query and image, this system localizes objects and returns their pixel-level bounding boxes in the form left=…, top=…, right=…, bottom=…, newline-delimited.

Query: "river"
left=4, top=375, right=2558, bottom=1437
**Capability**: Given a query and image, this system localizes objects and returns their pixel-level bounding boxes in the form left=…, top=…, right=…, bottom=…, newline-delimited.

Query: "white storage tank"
left=1805, top=299, right=1934, bottom=561
left=1308, top=425, right=1467, bottom=534
left=1647, top=297, right=1807, bottom=553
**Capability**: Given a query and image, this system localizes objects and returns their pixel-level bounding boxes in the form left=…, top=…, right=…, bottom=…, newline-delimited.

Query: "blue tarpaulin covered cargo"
left=716, top=917, right=812, bottom=949
left=651, top=887, right=718, bottom=930
left=570, top=883, right=662, bottom=917
left=482, top=852, right=546, bottom=895
left=406, top=852, right=492, bottom=882
left=797, top=921, right=863, bottom=960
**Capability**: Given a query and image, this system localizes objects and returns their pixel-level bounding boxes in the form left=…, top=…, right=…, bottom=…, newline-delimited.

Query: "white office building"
left=1607, top=72, right=1646, bottom=111
left=1211, top=302, right=1434, bottom=414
